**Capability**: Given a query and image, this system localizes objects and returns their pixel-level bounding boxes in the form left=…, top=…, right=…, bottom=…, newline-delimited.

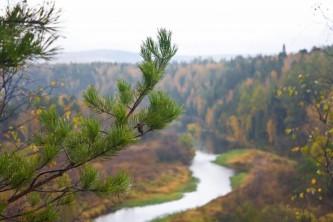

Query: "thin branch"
left=126, top=89, right=148, bottom=118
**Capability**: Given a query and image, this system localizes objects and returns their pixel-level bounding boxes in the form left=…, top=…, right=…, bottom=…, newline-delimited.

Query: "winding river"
left=95, top=150, right=234, bottom=222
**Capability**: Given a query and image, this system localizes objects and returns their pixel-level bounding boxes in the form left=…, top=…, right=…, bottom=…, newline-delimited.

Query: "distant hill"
left=53, top=49, right=236, bottom=64
left=54, top=50, right=141, bottom=64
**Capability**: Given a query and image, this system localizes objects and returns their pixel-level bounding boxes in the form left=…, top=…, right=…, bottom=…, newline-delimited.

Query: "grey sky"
left=36, top=0, right=333, bottom=55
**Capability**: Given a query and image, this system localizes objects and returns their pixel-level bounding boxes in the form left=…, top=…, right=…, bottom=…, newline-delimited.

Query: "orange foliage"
left=205, top=108, right=214, bottom=128
left=227, top=115, right=241, bottom=142
left=225, top=90, right=234, bottom=103
left=243, top=78, right=254, bottom=87
left=266, top=118, right=276, bottom=144
left=270, top=70, right=278, bottom=80
left=196, top=97, right=204, bottom=116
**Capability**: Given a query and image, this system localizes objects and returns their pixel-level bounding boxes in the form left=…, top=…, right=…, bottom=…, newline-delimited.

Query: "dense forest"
left=10, top=45, right=331, bottom=221
left=24, top=45, right=332, bottom=154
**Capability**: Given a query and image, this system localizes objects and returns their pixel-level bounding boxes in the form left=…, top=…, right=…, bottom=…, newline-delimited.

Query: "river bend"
left=95, top=151, right=234, bottom=222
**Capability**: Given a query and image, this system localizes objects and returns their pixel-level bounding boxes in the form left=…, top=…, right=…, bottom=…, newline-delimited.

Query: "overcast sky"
left=35, top=0, right=333, bottom=56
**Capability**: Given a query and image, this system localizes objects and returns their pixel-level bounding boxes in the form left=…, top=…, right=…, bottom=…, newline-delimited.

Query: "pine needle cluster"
left=0, top=1, right=182, bottom=220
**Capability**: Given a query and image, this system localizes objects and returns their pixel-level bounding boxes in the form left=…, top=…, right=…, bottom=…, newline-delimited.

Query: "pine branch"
left=0, top=28, right=181, bottom=220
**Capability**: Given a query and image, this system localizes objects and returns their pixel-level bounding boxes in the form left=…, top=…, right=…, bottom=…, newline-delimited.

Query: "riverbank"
left=66, top=132, right=196, bottom=221
left=213, top=149, right=250, bottom=189
left=153, top=149, right=303, bottom=222
left=115, top=176, right=199, bottom=210
left=95, top=151, right=233, bottom=222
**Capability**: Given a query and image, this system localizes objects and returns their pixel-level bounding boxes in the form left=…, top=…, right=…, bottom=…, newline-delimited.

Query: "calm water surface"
left=95, top=150, right=234, bottom=222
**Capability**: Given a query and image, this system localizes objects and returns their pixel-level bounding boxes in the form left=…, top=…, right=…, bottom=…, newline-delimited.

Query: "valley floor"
left=155, top=149, right=333, bottom=222
left=63, top=132, right=196, bottom=221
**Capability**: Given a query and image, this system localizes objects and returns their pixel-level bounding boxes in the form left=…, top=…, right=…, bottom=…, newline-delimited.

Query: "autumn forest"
left=3, top=45, right=333, bottom=221
left=2, top=1, right=333, bottom=220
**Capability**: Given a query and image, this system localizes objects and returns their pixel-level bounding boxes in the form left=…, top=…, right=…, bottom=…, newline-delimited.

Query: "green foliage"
left=80, top=164, right=130, bottom=194
left=146, top=91, right=183, bottom=130
left=83, top=85, right=115, bottom=115
left=39, top=107, right=73, bottom=139
left=27, top=192, right=41, bottom=207
left=0, top=23, right=181, bottom=221
left=140, top=29, right=177, bottom=73
left=80, top=164, right=101, bottom=190
left=0, top=201, right=6, bottom=215
left=102, top=171, right=131, bottom=195
left=283, top=69, right=333, bottom=191
left=81, top=118, right=101, bottom=143
left=230, top=172, right=248, bottom=190
left=180, top=177, right=199, bottom=193
left=59, top=193, right=74, bottom=205
left=106, top=126, right=137, bottom=151
left=0, top=1, right=60, bottom=67
left=214, top=149, right=249, bottom=190
left=0, top=152, right=37, bottom=188
left=24, top=205, right=58, bottom=222
left=117, top=79, right=134, bottom=106
left=0, top=0, right=62, bottom=128
left=179, top=133, right=193, bottom=147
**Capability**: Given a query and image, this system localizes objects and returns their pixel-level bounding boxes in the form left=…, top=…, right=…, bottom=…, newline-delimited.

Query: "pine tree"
left=0, top=1, right=182, bottom=221
left=0, top=0, right=60, bottom=126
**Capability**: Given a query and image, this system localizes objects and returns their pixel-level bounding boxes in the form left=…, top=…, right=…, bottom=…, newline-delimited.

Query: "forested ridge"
left=27, top=46, right=333, bottom=154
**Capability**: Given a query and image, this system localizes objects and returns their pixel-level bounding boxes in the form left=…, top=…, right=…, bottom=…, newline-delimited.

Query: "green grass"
left=214, top=149, right=250, bottom=190
left=116, top=193, right=183, bottom=209
left=150, top=214, right=175, bottom=222
left=213, top=149, right=248, bottom=167
left=230, top=172, right=248, bottom=189
left=116, top=177, right=199, bottom=209
left=179, top=177, right=199, bottom=193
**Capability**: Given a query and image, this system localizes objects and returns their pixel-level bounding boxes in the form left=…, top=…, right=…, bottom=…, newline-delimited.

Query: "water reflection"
left=95, top=151, right=234, bottom=222
left=200, top=132, right=232, bottom=153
